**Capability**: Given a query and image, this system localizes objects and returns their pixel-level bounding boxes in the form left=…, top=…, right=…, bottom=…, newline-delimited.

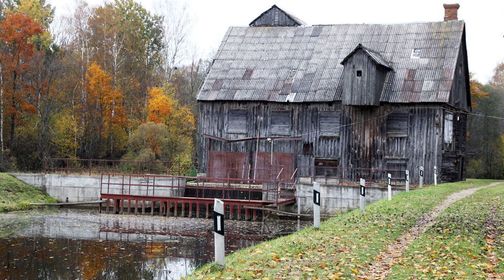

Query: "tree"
left=466, top=66, right=504, bottom=179
left=146, top=87, right=173, bottom=123
left=87, top=0, right=164, bottom=131
left=84, top=62, right=127, bottom=158
left=469, top=74, right=489, bottom=108
left=52, top=109, right=80, bottom=158
left=11, top=0, right=55, bottom=49
left=0, top=12, right=43, bottom=150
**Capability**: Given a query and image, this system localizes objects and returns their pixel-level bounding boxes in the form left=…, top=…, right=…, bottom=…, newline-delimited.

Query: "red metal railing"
left=99, top=173, right=297, bottom=207
left=46, top=158, right=184, bottom=175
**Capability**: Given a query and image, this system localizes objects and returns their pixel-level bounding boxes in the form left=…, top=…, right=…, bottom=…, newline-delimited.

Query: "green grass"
left=496, top=192, right=504, bottom=276
left=0, top=173, right=56, bottom=212
left=389, top=183, right=504, bottom=279
left=187, top=179, right=494, bottom=279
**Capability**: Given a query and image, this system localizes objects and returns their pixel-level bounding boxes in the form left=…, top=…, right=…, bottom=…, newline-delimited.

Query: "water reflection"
left=0, top=209, right=307, bottom=279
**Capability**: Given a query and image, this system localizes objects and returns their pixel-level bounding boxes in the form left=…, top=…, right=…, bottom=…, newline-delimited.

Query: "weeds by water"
left=0, top=173, right=56, bottom=212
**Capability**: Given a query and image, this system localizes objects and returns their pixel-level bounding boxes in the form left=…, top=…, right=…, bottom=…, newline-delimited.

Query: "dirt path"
left=360, top=182, right=501, bottom=280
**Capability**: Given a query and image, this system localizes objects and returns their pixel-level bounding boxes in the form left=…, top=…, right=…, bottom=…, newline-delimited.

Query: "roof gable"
left=249, top=5, right=304, bottom=27
left=199, top=21, right=467, bottom=105
left=341, top=44, right=393, bottom=70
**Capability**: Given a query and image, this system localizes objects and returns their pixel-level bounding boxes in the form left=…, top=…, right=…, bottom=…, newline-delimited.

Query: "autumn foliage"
left=147, top=87, right=173, bottom=124
left=0, top=0, right=204, bottom=172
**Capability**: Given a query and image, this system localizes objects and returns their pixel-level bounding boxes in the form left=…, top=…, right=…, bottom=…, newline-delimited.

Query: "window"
left=227, top=110, right=247, bottom=134
left=386, top=113, right=409, bottom=137
left=356, top=70, right=362, bottom=77
left=270, top=111, right=291, bottom=135
left=319, top=111, right=341, bottom=137
left=444, top=112, right=453, bottom=144
left=315, top=158, right=339, bottom=177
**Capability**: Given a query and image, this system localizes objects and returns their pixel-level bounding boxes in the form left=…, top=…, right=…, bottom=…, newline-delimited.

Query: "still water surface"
left=0, top=209, right=307, bottom=280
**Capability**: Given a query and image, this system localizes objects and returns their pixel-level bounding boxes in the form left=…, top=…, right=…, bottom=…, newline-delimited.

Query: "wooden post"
left=387, top=173, right=392, bottom=201
left=359, top=178, right=365, bottom=213
left=419, top=166, right=424, bottom=188
left=434, top=165, right=438, bottom=186
left=313, top=182, right=320, bottom=228
left=405, top=170, right=410, bottom=192
left=213, top=199, right=225, bottom=267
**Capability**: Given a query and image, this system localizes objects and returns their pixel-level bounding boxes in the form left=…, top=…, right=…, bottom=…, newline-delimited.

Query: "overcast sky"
left=48, top=0, right=504, bottom=83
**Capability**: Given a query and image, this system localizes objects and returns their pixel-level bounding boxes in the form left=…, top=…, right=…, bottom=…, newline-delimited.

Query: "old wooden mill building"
left=197, top=4, right=470, bottom=185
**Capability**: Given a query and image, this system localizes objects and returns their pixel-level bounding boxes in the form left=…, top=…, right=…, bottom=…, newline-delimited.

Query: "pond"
left=0, top=209, right=308, bottom=280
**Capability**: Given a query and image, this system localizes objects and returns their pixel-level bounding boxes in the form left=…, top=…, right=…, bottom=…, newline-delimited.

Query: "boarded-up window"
left=270, top=111, right=291, bottom=135
left=444, top=112, right=453, bottom=144
left=387, top=113, right=408, bottom=137
left=319, top=111, right=341, bottom=137
left=227, top=110, right=247, bottom=134
left=315, top=158, right=339, bottom=176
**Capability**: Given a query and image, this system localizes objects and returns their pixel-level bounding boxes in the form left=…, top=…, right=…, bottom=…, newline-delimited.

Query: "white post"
left=213, top=199, right=225, bottom=266
left=434, top=165, right=438, bottom=186
left=405, top=170, right=410, bottom=192
left=359, top=178, right=366, bottom=213
left=313, top=182, right=320, bottom=228
left=419, top=166, right=424, bottom=188
left=387, top=173, right=392, bottom=201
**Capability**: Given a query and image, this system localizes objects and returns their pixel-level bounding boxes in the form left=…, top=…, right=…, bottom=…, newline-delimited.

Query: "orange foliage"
left=85, top=62, right=127, bottom=140
left=0, top=12, right=43, bottom=61
left=0, top=13, right=44, bottom=126
left=146, top=87, right=173, bottom=123
left=469, top=74, right=489, bottom=108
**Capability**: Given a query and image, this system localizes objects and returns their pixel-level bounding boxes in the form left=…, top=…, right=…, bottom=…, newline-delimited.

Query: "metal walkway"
left=99, top=174, right=296, bottom=220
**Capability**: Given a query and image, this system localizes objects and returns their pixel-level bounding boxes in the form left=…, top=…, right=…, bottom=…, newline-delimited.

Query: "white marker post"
left=387, top=173, right=392, bottom=201
left=419, top=166, right=424, bottom=188
left=405, top=170, right=410, bottom=192
left=313, top=182, right=320, bottom=228
left=434, top=165, right=438, bottom=186
left=359, top=178, right=366, bottom=213
left=213, top=199, right=225, bottom=267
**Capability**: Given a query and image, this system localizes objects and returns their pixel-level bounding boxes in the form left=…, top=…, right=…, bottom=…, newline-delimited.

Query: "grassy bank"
left=188, top=179, right=494, bottom=279
left=0, top=173, right=56, bottom=212
left=389, top=183, right=504, bottom=279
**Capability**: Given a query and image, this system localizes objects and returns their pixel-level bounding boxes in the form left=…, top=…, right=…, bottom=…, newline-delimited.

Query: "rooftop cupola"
left=340, top=44, right=393, bottom=106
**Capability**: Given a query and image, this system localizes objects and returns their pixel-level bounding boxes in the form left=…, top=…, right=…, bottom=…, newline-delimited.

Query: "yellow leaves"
left=147, top=87, right=173, bottom=124
left=85, top=62, right=128, bottom=153
left=271, top=253, right=281, bottom=262
left=52, top=110, right=80, bottom=158
left=302, top=266, right=314, bottom=272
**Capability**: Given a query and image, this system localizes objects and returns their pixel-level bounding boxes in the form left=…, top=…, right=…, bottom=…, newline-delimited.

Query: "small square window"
left=356, top=70, right=362, bottom=77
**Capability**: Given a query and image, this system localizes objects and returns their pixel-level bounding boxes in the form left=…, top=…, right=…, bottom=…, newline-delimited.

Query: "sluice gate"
left=99, top=173, right=296, bottom=220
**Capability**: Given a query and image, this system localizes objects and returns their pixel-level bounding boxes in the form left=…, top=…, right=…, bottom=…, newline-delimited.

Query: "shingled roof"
left=198, top=21, right=466, bottom=103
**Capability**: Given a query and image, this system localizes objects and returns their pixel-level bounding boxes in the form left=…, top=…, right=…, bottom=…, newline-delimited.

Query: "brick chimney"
left=443, top=3, right=460, bottom=21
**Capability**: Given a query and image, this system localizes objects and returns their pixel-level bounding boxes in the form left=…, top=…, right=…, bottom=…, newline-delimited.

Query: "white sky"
left=48, top=0, right=504, bottom=83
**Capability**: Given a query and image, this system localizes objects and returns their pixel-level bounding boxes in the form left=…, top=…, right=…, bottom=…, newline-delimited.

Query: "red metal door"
left=208, top=151, right=249, bottom=179
left=253, top=152, right=295, bottom=182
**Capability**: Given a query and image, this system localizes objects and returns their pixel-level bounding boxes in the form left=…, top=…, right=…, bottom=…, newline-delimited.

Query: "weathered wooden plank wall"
left=197, top=101, right=464, bottom=184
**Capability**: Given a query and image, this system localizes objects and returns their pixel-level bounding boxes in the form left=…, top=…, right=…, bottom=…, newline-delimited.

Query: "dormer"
left=340, top=44, right=393, bottom=106
left=249, top=5, right=304, bottom=27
